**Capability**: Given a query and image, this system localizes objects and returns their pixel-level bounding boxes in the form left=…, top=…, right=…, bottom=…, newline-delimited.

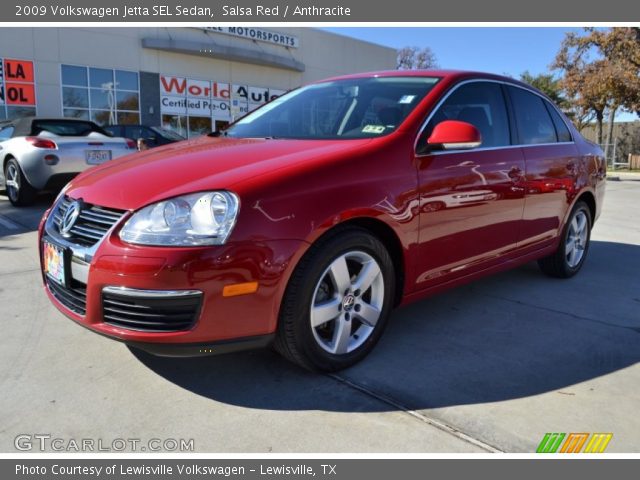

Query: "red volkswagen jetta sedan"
left=39, top=70, right=606, bottom=371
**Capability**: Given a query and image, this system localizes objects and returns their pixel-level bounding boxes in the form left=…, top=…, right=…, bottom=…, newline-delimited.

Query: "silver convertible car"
left=0, top=117, right=136, bottom=206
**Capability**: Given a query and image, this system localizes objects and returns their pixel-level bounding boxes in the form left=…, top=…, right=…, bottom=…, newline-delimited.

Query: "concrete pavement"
left=0, top=178, right=638, bottom=453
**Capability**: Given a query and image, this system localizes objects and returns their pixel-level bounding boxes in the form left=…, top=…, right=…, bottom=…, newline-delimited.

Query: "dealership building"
left=0, top=27, right=396, bottom=137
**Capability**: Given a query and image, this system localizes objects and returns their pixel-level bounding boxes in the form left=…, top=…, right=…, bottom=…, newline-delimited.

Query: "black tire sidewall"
left=5, top=158, right=35, bottom=206
left=282, top=229, right=395, bottom=371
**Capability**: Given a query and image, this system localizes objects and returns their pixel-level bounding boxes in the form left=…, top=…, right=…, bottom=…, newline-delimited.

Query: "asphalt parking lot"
left=0, top=177, right=639, bottom=453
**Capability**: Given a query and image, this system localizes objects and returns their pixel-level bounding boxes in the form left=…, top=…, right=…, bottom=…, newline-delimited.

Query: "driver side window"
left=419, top=82, right=511, bottom=152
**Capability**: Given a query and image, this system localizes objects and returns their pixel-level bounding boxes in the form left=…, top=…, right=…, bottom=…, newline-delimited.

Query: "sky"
left=322, top=27, right=637, bottom=121
left=322, top=27, right=579, bottom=77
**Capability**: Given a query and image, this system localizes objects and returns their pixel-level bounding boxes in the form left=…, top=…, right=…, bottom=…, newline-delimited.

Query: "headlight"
left=119, top=191, right=240, bottom=246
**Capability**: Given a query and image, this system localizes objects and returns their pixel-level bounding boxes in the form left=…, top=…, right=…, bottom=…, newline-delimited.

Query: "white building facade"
left=0, top=27, right=396, bottom=137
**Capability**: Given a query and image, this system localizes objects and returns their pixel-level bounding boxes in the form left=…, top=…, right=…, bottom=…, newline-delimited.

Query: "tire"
left=275, top=227, right=395, bottom=372
left=4, top=158, right=37, bottom=207
left=538, top=200, right=592, bottom=278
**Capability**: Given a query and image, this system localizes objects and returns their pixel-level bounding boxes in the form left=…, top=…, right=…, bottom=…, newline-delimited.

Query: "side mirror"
left=426, top=120, right=482, bottom=151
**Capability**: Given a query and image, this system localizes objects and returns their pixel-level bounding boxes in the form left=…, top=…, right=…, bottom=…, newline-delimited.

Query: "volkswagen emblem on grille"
left=60, top=200, right=82, bottom=237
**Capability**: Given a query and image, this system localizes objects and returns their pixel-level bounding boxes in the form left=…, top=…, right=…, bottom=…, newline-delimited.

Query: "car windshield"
left=31, top=120, right=108, bottom=137
left=224, top=76, right=440, bottom=140
left=151, top=126, right=185, bottom=141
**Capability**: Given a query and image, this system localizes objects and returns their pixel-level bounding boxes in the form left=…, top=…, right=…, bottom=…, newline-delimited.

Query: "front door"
left=414, top=81, right=526, bottom=289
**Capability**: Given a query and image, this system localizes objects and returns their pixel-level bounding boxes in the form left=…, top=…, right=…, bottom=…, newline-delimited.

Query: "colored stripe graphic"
left=584, top=433, right=613, bottom=453
left=560, top=433, right=589, bottom=453
left=536, top=433, right=566, bottom=453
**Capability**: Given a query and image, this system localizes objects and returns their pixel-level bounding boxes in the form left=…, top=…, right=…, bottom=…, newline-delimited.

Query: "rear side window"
left=508, top=87, right=557, bottom=145
left=0, top=126, right=14, bottom=141
left=545, top=102, right=572, bottom=142
left=423, top=81, right=511, bottom=149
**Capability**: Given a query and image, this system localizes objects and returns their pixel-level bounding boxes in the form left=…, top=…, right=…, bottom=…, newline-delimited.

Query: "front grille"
left=53, top=196, right=126, bottom=247
left=102, top=290, right=201, bottom=332
left=46, top=277, right=87, bottom=316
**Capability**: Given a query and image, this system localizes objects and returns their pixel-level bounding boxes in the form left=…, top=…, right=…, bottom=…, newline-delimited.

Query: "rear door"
left=506, top=86, right=579, bottom=248
left=414, top=81, right=526, bottom=287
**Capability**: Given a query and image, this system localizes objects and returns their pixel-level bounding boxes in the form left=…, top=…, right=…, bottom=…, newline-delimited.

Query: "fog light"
left=43, top=154, right=59, bottom=165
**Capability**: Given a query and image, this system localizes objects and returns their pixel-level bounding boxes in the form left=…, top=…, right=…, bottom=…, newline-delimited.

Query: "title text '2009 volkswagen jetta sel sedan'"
left=39, top=70, right=606, bottom=371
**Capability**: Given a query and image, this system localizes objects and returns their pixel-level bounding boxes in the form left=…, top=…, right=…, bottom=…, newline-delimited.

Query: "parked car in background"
left=39, top=70, right=606, bottom=372
left=1, top=117, right=136, bottom=206
left=103, top=125, right=185, bottom=148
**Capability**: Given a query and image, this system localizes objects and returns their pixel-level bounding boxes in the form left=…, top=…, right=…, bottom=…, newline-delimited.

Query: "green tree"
left=519, top=71, right=567, bottom=108
left=519, top=71, right=595, bottom=130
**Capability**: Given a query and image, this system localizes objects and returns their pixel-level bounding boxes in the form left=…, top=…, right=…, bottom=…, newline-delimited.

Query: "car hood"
left=65, top=135, right=373, bottom=210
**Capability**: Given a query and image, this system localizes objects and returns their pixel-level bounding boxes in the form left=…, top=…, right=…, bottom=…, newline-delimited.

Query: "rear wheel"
left=4, top=158, right=37, bottom=207
left=538, top=200, right=592, bottom=278
left=275, top=227, right=395, bottom=372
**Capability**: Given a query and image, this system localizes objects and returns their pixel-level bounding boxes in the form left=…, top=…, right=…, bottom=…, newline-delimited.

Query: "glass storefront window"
left=90, top=89, right=112, bottom=110
left=89, top=68, right=114, bottom=89
left=91, top=110, right=113, bottom=126
left=187, top=116, right=211, bottom=138
left=61, top=65, right=87, bottom=87
left=62, top=87, right=89, bottom=109
left=63, top=108, right=90, bottom=120
left=116, top=91, right=139, bottom=111
left=117, top=112, right=140, bottom=125
left=162, top=114, right=187, bottom=138
left=61, top=65, right=140, bottom=127
left=116, top=70, right=138, bottom=91
left=6, top=106, right=36, bottom=119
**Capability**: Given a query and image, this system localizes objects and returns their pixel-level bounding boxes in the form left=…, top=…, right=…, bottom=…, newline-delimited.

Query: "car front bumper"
left=38, top=205, right=306, bottom=356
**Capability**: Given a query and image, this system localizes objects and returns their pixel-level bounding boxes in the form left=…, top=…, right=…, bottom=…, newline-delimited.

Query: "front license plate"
left=85, top=150, right=112, bottom=165
left=43, top=240, right=66, bottom=286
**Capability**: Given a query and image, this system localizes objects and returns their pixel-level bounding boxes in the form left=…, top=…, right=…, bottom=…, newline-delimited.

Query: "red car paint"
left=38, top=70, right=606, bottom=354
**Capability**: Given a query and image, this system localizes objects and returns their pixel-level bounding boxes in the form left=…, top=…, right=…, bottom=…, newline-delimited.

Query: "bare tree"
left=397, top=46, right=438, bottom=70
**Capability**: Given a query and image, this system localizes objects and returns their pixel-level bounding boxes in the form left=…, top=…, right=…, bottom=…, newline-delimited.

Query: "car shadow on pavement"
left=0, top=192, right=55, bottom=237
left=132, top=239, right=640, bottom=412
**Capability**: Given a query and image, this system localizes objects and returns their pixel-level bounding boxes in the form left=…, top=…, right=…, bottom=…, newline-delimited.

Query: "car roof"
left=314, top=69, right=540, bottom=94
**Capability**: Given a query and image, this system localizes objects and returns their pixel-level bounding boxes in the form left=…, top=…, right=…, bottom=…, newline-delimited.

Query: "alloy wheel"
left=5, top=163, right=19, bottom=202
left=310, top=250, right=385, bottom=355
left=566, top=210, right=589, bottom=268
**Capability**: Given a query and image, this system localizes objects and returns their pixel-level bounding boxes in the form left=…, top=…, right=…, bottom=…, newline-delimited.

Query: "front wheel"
left=275, top=227, right=395, bottom=372
left=4, top=158, right=37, bottom=207
left=538, top=200, right=592, bottom=278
